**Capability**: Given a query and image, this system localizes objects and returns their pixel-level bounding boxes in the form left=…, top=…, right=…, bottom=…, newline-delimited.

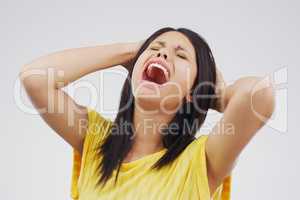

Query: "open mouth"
left=142, top=62, right=170, bottom=85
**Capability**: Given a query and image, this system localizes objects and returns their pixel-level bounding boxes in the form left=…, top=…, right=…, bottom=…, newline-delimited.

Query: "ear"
left=185, top=93, right=192, bottom=102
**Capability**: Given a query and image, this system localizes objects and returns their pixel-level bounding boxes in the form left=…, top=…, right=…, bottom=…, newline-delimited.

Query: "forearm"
left=20, top=42, right=137, bottom=89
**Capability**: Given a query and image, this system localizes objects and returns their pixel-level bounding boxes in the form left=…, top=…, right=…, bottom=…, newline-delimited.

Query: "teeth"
left=148, top=63, right=169, bottom=79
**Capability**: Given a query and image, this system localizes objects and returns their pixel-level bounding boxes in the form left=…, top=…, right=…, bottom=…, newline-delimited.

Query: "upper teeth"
left=148, top=63, right=169, bottom=78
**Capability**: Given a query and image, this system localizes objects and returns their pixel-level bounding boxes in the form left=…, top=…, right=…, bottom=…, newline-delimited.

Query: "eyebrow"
left=154, top=40, right=191, bottom=56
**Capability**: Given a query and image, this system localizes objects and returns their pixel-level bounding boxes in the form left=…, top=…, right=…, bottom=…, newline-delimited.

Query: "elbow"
left=251, top=77, right=275, bottom=119
left=19, top=65, right=29, bottom=89
left=19, top=65, right=33, bottom=90
left=261, top=83, right=275, bottom=118
left=237, top=76, right=276, bottom=120
left=19, top=65, right=46, bottom=92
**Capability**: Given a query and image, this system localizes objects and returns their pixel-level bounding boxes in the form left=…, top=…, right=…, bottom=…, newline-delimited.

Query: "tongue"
left=146, top=67, right=167, bottom=84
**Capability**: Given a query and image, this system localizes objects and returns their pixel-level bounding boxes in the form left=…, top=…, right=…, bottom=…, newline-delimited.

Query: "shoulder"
left=186, top=134, right=232, bottom=198
left=184, top=134, right=209, bottom=177
left=186, top=134, right=208, bottom=154
left=86, top=107, right=113, bottom=135
left=71, top=107, right=113, bottom=199
left=82, top=107, right=113, bottom=155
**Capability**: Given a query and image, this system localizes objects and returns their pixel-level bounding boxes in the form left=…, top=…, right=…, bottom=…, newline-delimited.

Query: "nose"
left=156, top=51, right=168, bottom=60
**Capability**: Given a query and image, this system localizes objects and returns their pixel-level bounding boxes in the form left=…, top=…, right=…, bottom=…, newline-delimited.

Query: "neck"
left=131, top=104, right=175, bottom=154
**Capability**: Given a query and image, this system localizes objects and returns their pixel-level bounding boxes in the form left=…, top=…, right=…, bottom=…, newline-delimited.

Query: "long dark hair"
left=97, top=27, right=217, bottom=187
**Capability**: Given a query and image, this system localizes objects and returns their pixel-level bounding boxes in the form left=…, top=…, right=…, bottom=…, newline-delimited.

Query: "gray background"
left=1, top=0, right=298, bottom=199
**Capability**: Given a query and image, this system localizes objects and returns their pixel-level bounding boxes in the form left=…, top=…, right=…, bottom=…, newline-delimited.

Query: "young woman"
left=20, top=27, right=275, bottom=200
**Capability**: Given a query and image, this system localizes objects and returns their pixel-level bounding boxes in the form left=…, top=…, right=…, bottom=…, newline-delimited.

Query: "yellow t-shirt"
left=71, top=107, right=232, bottom=200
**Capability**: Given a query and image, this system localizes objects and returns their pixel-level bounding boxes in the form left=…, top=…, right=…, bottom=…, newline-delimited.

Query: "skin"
left=20, top=31, right=275, bottom=197
left=127, top=32, right=198, bottom=159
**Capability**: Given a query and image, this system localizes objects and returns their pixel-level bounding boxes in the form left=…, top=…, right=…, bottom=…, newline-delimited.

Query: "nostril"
left=157, top=52, right=167, bottom=59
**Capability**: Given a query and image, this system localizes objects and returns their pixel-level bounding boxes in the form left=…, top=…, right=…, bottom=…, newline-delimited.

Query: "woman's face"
left=131, top=31, right=197, bottom=113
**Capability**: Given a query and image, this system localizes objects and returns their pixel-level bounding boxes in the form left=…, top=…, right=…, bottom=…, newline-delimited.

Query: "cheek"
left=131, top=53, right=150, bottom=89
left=173, top=63, right=197, bottom=92
left=132, top=56, right=145, bottom=80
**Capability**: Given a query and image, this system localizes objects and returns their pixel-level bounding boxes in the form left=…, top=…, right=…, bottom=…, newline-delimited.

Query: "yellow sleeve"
left=70, top=107, right=112, bottom=200
left=189, top=135, right=232, bottom=200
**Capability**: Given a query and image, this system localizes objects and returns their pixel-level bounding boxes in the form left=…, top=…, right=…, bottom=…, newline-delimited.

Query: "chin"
left=133, top=92, right=163, bottom=111
left=133, top=92, right=182, bottom=115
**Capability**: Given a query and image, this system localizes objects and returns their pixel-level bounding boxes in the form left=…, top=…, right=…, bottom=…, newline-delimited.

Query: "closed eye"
left=177, top=54, right=187, bottom=60
left=149, top=46, right=160, bottom=51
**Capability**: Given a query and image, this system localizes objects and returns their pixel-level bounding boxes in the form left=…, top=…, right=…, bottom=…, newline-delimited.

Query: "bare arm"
left=19, top=42, right=140, bottom=154
left=206, top=72, right=276, bottom=194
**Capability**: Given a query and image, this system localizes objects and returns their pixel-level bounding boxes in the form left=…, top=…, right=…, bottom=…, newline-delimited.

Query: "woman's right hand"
left=121, top=40, right=145, bottom=70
